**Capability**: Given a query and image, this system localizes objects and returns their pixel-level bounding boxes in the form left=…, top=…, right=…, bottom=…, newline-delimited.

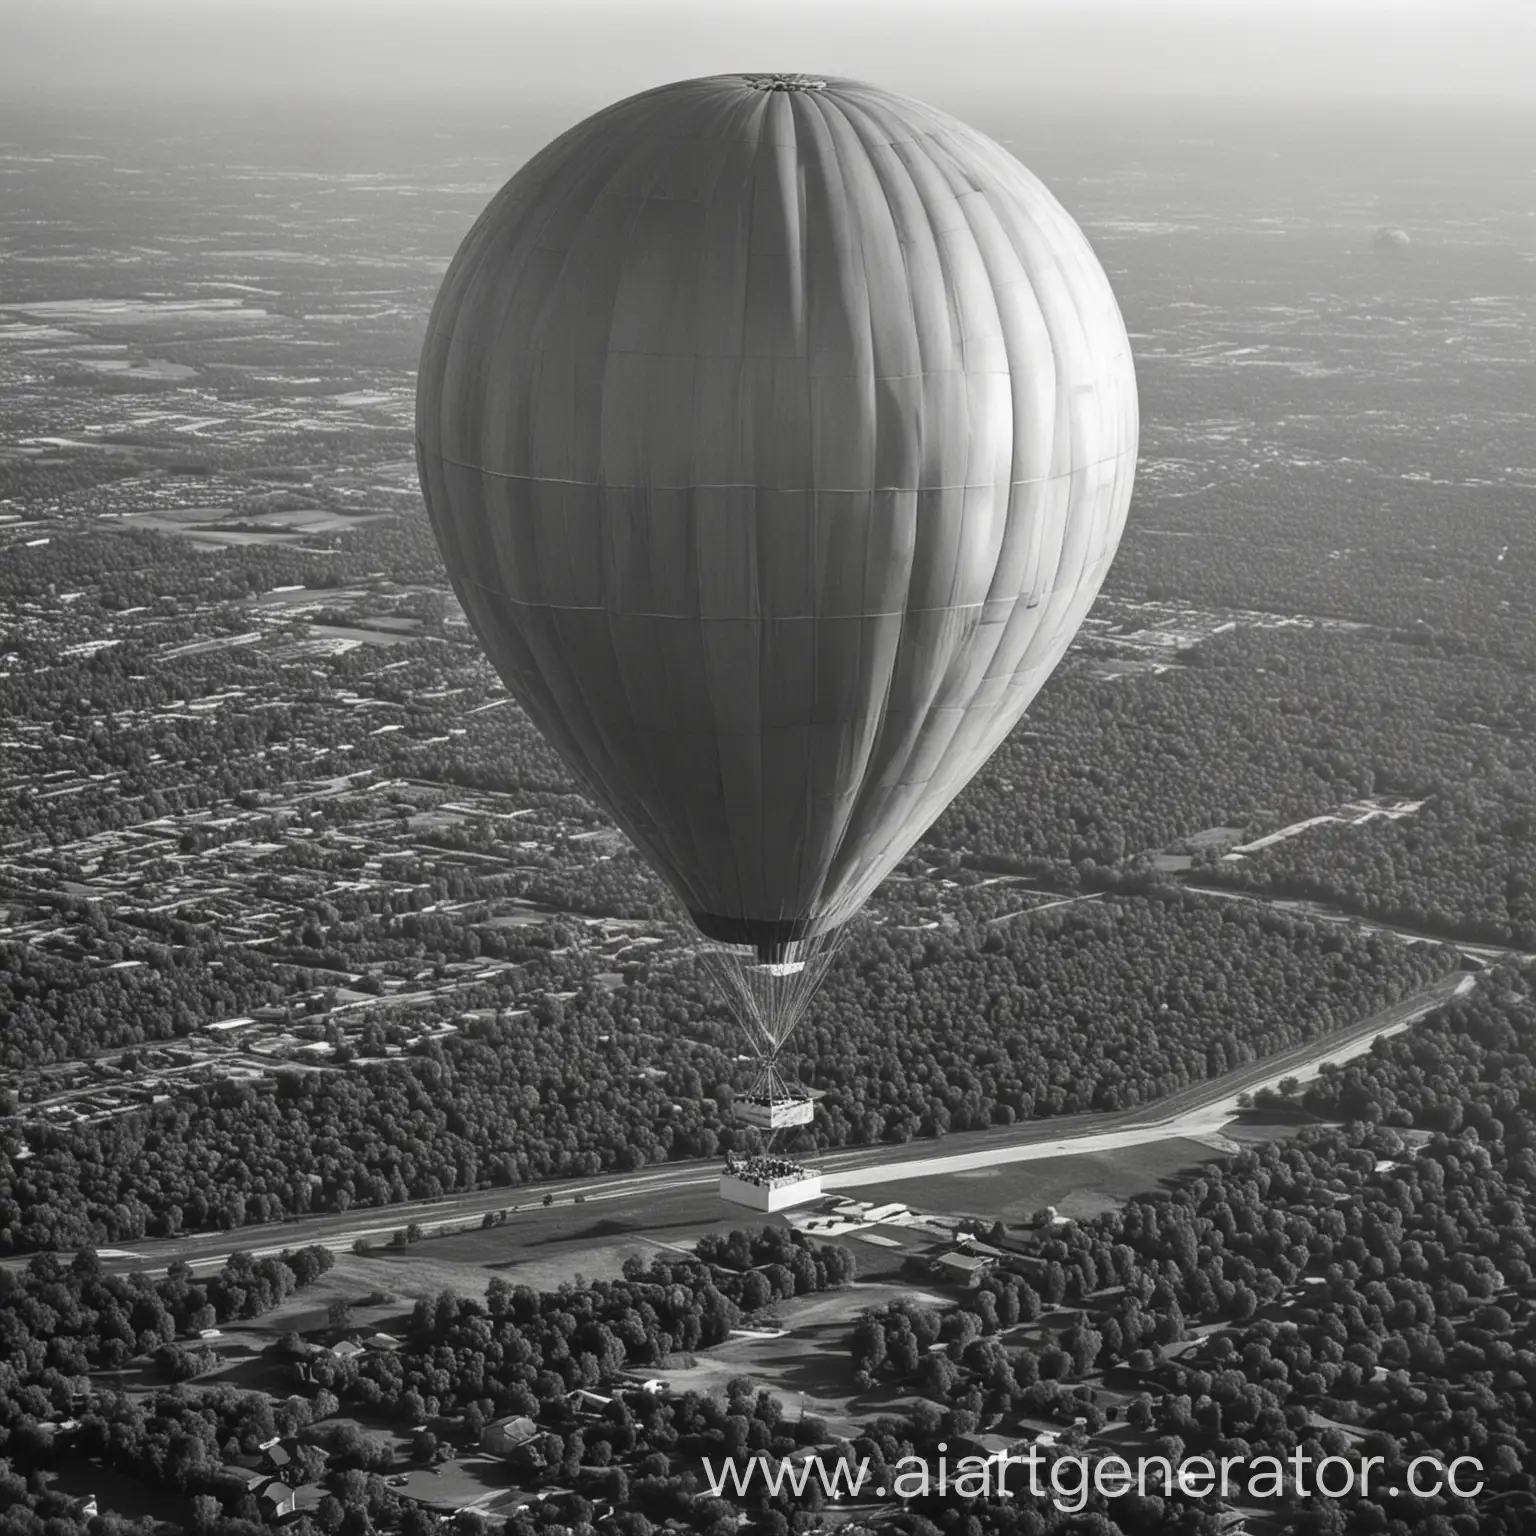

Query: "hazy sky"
left=3, top=0, right=1531, bottom=112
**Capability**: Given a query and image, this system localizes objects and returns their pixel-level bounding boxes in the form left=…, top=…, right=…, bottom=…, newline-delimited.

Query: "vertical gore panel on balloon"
left=710, top=719, right=769, bottom=916
left=758, top=616, right=817, bottom=729
left=809, top=374, right=875, bottom=494
left=810, top=611, right=874, bottom=725
left=478, top=475, right=543, bottom=608
left=693, top=486, right=761, bottom=621
left=691, top=355, right=749, bottom=488
left=693, top=197, right=752, bottom=363
left=858, top=488, right=918, bottom=612
left=607, top=198, right=708, bottom=356
left=639, top=484, right=700, bottom=616
left=526, top=349, right=606, bottom=485
left=538, top=195, right=635, bottom=359
left=701, top=618, right=764, bottom=736
left=601, top=352, right=695, bottom=491
left=753, top=488, right=815, bottom=619
left=441, top=461, right=502, bottom=599
left=905, top=483, right=967, bottom=615
left=808, top=489, right=875, bottom=618
left=758, top=723, right=815, bottom=906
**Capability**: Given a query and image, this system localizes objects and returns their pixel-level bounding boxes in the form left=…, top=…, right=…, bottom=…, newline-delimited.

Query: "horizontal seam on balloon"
left=447, top=549, right=1111, bottom=617
left=587, top=127, right=956, bottom=155
left=425, top=332, right=1135, bottom=367
left=541, top=354, right=1018, bottom=373
left=420, top=449, right=1135, bottom=491
left=446, top=717, right=1054, bottom=738
left=453, top=581, right=1001, bottom=618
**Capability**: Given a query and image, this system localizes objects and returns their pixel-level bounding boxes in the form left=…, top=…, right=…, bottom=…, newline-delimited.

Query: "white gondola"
left=745, top=959, right=806, bottom=979
left=731, top=1061, right=815, bottom=1129
left=732, top=1093, right=815, bottom=1130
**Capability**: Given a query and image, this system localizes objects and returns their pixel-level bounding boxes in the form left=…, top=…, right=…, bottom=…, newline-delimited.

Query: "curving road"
left=56, top=968, right=1471, bottom=1277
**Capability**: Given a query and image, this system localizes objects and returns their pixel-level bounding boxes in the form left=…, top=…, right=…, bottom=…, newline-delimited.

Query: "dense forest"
left=0, top=891, right=1455, bottom=1252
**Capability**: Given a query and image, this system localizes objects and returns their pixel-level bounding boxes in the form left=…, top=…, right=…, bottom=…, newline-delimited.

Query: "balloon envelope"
left=417, top=73, right=1138, bottom=953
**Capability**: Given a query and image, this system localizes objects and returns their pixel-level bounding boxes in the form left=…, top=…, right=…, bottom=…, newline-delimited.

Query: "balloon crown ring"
left=743, top=73, right=826, bottom=92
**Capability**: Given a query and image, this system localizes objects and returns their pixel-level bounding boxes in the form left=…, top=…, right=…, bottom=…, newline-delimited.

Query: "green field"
left=650, top=1280, right=953, bottom=1438
left=44, top=1460, right=193, bottom=1526
left=836, top=1135, right=1227, bottom=1226
left=363, top=1197, right=766, bottom=1293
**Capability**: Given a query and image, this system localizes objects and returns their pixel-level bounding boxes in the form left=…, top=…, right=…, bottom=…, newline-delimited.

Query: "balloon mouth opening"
left=742, top=73, right=826, bottom=92
left=700, top=923, right=854, bottom=1067
left=690, top=910, right=836, bottom=964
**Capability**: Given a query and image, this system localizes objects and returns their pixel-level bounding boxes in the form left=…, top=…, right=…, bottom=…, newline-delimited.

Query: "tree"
left=190, top=1495, right=222, bottom=1532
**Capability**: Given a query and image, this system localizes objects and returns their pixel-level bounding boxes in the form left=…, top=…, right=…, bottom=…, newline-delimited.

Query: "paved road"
left=57, top=968, right=1469, bottom=1277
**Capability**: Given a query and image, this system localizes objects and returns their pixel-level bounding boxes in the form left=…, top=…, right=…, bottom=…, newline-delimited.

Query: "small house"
left=955, top=1432, right=1028, bottom=1462
left=480, top=1415, right=539, bottom=1457
left=261, top=1440, right=294, bottom=1477
left=222, top=1467, right=273, bottom=1496
left=260, top=1484, right=296, bottom=1519
left=933, top=1251, right=996, bottom=1288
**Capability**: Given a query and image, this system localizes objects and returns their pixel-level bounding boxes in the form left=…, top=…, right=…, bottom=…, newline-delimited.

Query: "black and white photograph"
left=0, top=3, right=1532, bottom=1534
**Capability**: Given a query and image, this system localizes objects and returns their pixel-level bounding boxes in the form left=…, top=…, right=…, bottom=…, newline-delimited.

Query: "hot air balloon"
left=416, top=73, right=1138, bottom=1162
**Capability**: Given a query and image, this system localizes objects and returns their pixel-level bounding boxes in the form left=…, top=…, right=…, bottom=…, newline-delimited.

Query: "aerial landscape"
left=2, top=4, right=1534, bottom=1536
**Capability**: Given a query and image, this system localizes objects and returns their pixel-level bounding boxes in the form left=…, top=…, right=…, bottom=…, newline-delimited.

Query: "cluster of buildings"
left=288, top=1329, right=403, bottom=1377
left=1, top=769, right=678, bottom=1141
left=217, top=1436, right=330, bottom=1522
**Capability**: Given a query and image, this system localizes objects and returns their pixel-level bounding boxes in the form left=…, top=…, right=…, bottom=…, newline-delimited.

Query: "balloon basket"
left=731, top=1059, right=816, bottom=1129
left=732, top=1094, right=815, bottom=1130
left=719, top=1156, right=823, bottom=1212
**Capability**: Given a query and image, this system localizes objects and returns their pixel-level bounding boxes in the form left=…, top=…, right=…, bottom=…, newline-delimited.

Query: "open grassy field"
left=835, top=1134, right=1225, bottom=1226
left=363, top=1194, right=775, bottom=1294
left=45, top=1460, right=193, bottom=1526
left=1221, top=1111, right=1318, bottom=1146
left=650, top=1280, right=953, bottom=1438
